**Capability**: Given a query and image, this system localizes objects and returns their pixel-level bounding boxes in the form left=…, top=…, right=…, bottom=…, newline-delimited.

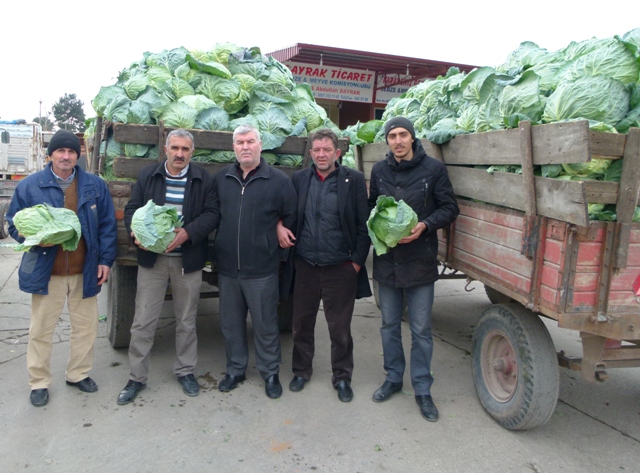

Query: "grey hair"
left=166, top=129, right=195, bottom=149
left=233, top=124, right=261, bottom=142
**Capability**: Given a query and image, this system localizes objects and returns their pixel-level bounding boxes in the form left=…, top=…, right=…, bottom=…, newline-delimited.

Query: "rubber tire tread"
left=471, top=303, right=559, bottom=430
left=0, top=201, right=9, bottom=239
left=107, top=264, right=138, bottom=348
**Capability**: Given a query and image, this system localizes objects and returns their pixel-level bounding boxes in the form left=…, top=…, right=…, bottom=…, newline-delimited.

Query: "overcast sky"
left=2, top=1, right=637, bottom=123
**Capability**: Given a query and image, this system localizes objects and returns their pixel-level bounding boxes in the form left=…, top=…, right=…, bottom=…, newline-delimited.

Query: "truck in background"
left=0, top=120, right=45, bottom=238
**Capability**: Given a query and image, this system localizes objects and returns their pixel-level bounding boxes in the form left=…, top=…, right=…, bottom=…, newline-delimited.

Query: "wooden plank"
left=450, top=250, right=531, bottom=293
left=455, top=214, right=524, bottom=253
left=448, top=167, right=589, bottom=226
left=361, top=142, right=388, bottom=164
left=453, top=231, right=533, bottom=279
left=111, top=123, right=349, bottom=155
left=614, top=128, right=640, bottom=268
left=112, top=157, right=300, bottom=179
left=459, top=200, right=525, bottom=229
left=590, top=130, right=627, bottom=158
left=440, top=120, right=591, bottom=165
left=583, top=181, right=619, bottom=205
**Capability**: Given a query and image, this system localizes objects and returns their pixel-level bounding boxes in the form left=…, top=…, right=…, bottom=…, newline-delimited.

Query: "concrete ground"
left=1, top=235, right=639, bottom=473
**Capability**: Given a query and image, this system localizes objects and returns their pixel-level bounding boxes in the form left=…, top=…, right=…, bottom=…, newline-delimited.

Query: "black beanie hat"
left=47, top=129, right=81, bottom=158
left=384, top=117, right=416, bottom=143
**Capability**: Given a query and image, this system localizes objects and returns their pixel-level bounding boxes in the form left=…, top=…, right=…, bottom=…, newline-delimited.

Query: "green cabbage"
left=12, top=204, right=81, bottom=252
left=130, top=200, right=183, bottom=254
left=367, top=196, right=418, bottom=256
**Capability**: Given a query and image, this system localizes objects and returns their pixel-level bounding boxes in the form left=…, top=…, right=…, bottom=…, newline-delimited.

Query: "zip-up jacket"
left=7, top=163, right=117, bottom=298
left=282, top=164, right=372, bottom=299
left=368, top=140, right=459, bottom=288
left=211, top=158, right=297, bottom=278
left=124, top=161, right=217, bottom=274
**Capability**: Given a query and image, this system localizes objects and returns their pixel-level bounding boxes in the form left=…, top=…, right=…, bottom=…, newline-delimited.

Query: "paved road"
left=0, top=236, right=639, bottom=473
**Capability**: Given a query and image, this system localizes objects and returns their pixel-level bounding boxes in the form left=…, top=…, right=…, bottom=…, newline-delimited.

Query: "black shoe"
left=289, top=376, right=307, bottom=392
left=66, top=377, right=98, bottom=393
left=218, top=374, right=246, bottom=392
left=178, top=374, right=200, bottom=397
left=335, top=380, right=353, bottom=403
left=265, top=374, right=282, bottom=399
left=416, top=395, right=439, bottom=422
left=372, top=381, right=403, bottom=403
left=117, top=380, right=146, bottom=405
left=30, top=388, right=49, bottom=407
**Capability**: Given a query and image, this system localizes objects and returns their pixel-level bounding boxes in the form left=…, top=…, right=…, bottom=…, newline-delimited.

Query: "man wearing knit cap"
left=367, top=117, right=459, bottom=422
left=6, top=129, right=117, bottom=407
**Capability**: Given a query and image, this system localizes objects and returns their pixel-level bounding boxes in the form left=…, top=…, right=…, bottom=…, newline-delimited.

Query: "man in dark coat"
left=211, top=125, right=297, bottom=400
left=279, top=129, right=371, bottom=402
left=117, top=129, right=217, bottom=405
left=368, top=117, right=459, bottom=422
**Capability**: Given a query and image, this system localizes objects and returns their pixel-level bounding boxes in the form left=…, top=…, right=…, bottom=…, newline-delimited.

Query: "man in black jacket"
left=117, top=129, right=217, bottom=405
left=368, top=117, right=459, bottom=422
left=278, top=129, right=371, bottom=402
left=211, top=125, right=297, bottom=399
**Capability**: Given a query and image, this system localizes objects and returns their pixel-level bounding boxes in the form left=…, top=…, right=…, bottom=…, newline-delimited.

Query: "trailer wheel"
left=484, top=285, right=514, bottom=304
left=277, top=297, right=294, bottom=332
left=0, top=201, right=9, bottom=239
left=471, top=303, right=559, bottom=430
left=107, top=264, right=138, bottom=348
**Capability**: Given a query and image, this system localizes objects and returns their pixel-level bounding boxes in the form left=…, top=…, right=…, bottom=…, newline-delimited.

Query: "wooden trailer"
left=358, top=120, right=640, bottom=430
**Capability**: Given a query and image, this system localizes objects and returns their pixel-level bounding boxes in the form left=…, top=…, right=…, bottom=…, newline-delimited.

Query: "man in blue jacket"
left=117, top=129, right=217, bottom=405
left=7, top=130, right=117, bottom=407
left=278, top=128, right=371, bottom=402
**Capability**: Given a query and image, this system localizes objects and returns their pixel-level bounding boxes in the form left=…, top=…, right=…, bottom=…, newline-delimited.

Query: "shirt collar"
left=51, top=166, right=76, bottom=182
left=165, top=161, right=189, bottom=178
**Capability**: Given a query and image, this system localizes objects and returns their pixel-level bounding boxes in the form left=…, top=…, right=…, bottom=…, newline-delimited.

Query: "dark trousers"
left=218, top=272, right=281, bottom=380
left=292, top=258, right=358, bottom=386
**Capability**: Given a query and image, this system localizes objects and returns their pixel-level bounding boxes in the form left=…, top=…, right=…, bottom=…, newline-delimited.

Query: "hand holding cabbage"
left=130, top=200, right=183, bottom=253
left=9, top=204, right=82, bottom=252
left=367, top=196, right=419, bottom=256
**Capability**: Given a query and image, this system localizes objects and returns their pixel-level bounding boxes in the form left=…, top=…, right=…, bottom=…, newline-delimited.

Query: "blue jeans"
left=378, top=282, right=435, bottom=396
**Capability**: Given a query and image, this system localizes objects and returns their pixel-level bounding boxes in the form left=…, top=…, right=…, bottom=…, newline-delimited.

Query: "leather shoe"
left=178, top=374, right=200, bottom=397
left=265, top=374, right=282, bottom=399
left=416, top=395, right=439, bottom=422
left=30, top=388, right=49, bottom=407
left=335, top=380, right=353, bottom=403
left=66, top=377, right=98, bottom=393
left=372, top=381, right=403, bottom=403
left=218, top=374, right=246, bottom=392
left=117, top=380, right=146, bottom=405
left=289, top=376, right=307, bottom=392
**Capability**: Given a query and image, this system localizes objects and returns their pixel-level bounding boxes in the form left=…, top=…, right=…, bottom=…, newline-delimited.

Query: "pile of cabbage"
left=9, top=204, right=81, bottom=252
left=86, top=43, right=339, bottom=177
left=349, top=28, right=640, bottom=221
left=379, top=28, right=640, bottom=144
left=130, top=200, right=183, bottom=254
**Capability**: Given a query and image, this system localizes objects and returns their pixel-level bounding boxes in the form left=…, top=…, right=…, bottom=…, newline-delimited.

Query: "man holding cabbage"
left=117, top=129, right=216, bottom=405
left=368, top=117, right=459, bottom=422
left=7, top=129, right=117, bottom=407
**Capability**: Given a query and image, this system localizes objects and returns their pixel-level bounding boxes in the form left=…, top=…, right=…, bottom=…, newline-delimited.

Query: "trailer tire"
left=107, top=264, right=138, bottom=349
left=484, top=285, right=514, bottom=304
left=0, top=200, right=9, bottom=239
left=471, top=303, right=559, bottom=430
